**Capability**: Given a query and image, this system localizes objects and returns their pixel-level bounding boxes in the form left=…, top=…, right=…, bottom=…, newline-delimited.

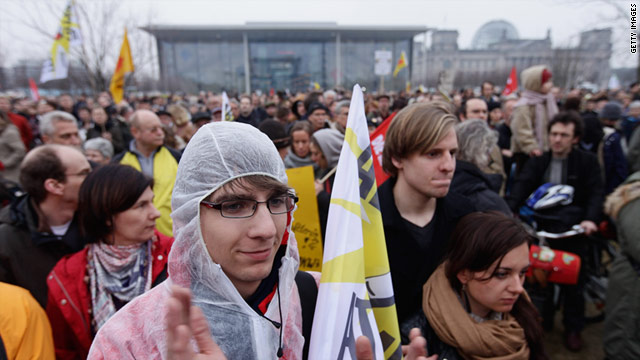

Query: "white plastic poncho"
left=88, top=122, right=304, bottom=359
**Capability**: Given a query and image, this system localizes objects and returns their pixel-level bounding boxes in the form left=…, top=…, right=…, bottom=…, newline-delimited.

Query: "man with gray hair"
left=40, top=110, right=82, bottom=149
left=332, top=100, right=350, bottom=134
left=323, top=89, right=337, bottom=110
left=84, top=138, right=114, bottom=165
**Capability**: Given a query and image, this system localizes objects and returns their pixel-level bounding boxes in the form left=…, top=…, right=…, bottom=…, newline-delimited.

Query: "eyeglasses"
left=201, top=195, right=298, bottom=219
left=66, top=168, right=91, bottom=177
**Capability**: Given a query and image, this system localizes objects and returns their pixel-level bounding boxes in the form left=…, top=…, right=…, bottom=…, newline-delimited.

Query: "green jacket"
left=603, top=171, right=640, bottom=359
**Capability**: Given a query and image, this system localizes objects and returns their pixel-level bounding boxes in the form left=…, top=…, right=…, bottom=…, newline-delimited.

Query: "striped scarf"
left=88, top=240, right=152, bottom=333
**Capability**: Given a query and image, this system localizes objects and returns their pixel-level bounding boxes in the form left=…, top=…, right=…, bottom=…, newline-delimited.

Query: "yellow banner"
left=110, top=28, right=135, bottom=104
left=286, top=166, right=323, bottom=271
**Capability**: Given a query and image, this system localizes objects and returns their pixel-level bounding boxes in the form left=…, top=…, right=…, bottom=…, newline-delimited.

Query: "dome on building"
left=471, top=20, right=519, bottom=49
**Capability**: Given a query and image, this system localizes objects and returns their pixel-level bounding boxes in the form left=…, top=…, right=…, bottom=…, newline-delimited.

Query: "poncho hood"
left=169, top=121, right=302, bottom=358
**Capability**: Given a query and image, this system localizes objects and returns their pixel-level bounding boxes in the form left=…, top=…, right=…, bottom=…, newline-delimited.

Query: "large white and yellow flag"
left=40, top=0, right=82, bottom=83
left=309, top=84, right=402, bottom=359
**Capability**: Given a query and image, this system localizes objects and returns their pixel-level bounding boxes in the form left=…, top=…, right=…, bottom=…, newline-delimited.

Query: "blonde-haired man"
left=381, top=101, right=475, bottom=341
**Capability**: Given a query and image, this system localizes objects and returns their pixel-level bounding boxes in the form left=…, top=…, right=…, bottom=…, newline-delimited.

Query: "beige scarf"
left=423, top=264, right=530, bottom=360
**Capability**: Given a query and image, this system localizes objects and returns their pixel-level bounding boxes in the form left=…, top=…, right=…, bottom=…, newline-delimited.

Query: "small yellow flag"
left=313, top=82, right=321, bottom=90
left=393, top=51, right=408, bottom=78
left=109, top=28, right=135, bottom=104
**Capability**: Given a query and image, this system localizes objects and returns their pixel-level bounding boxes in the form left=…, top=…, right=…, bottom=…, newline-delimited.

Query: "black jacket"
left=0, top=195, right=86, bottom=307
left=451, top=160, right=511, bottom=215
left=379, top=178, right=475, bottom=330
left=507, top=149, right=604, bottom=224
left=400, top=311, right=462, bottom=360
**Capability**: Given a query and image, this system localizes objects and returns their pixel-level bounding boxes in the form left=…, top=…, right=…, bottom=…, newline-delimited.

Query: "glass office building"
left=143, top=23, right=427, bottom=93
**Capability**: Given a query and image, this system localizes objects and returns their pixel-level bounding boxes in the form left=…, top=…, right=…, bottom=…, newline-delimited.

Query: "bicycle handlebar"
left=536, top=225, right=584, bottom=239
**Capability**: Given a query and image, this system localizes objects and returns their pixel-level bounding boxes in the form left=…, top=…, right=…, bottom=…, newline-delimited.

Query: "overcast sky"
left=0, top=0, right=636, bottom=69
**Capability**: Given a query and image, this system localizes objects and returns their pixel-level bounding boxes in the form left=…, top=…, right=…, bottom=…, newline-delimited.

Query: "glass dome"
left=471, top=20, right=519, bottom=49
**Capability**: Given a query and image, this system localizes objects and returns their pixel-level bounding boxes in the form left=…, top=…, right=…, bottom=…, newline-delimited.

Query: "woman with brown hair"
left=45, top=164, right=173, bottom=359
left=420, top=211, right=546, bottom=360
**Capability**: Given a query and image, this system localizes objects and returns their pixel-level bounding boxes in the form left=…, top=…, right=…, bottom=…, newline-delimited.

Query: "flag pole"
left=318, top=166, right=337, bottom=183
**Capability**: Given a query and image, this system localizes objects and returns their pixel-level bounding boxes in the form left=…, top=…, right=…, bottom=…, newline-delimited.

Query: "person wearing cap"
left=306, top=102, right=330, bottom=132
left=259, top=119, right=290, bottom=160
left=156, top=109, right=174, bottom=128
left=192, top=111, right=212, bottom=129
left=487, top=101, right=503, bottom=128
left=264, top=101, right=277, bottom=120
left=599, top=102, right=628, bottom=194
left=211, top=107, right=223, bottom=122
left=367, top=94, right=391, bottom=127
left=510, top=65, right=558, bottom=174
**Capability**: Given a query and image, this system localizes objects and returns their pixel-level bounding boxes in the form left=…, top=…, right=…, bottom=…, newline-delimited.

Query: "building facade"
left=412, top=20, right=612, bottom=90
left=143, top=22, right=426, bottom=93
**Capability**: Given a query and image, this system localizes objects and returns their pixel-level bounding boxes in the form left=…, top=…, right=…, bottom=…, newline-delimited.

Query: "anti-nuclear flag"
left=40, top=1, right=82, bottom=83
left=309, top=84, right=402, bottom=360
left=222, top=91, right=234, bottom=121
left=109, top=29, right=135, bottom=104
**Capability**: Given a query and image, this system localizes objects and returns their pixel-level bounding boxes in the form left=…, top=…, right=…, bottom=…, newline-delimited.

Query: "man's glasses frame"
left=200, top=194, right=298, bottom=219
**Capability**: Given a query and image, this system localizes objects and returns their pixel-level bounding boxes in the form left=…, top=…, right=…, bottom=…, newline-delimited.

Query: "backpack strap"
left=295, top=271, right=318, bottom=360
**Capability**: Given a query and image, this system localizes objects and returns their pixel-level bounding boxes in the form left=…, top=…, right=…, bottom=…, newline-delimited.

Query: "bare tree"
left=6, top=0, right=157, bottom=94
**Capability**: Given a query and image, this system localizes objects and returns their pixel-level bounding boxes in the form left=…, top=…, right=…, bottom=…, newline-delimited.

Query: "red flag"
left=369, top=114, right=394, bottom=187
left=502, top=66, right=518, bottom=96
left=29, top=78, right=40, bottom=101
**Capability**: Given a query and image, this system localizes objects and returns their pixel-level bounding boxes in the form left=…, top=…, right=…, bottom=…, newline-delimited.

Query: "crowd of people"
left=0, top=63, right=639, bottom=359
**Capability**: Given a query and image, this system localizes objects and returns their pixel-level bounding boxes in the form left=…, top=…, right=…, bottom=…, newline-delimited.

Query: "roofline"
left=142, top=23, right=430, bottom=33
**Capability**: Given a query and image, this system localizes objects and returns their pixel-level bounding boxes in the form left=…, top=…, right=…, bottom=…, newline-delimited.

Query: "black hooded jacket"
left=451, top=160, right=511, bottom=215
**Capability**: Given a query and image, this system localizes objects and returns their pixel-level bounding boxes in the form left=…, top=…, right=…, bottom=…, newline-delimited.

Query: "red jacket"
left=8, top=112, right=33, bottom=149
left=46, top=230, right=173, bottom=360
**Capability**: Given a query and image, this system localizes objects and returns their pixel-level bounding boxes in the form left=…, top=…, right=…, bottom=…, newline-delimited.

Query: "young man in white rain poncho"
left=87, top=121, right=307, bottom=359
left=87, top=121, right=429, bottom=359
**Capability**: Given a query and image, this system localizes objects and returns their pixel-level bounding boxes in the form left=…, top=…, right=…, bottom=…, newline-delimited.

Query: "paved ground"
left=543, top=303, right=605, bottom=360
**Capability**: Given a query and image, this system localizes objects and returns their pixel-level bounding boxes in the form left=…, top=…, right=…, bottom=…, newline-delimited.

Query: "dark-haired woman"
left=420, top=211, right=547, bottom=360
left=45, top=164, right=173, bottom=360
left=86, top=105, right=125, bottom=154
left=283, top=121, right=317, bottom=171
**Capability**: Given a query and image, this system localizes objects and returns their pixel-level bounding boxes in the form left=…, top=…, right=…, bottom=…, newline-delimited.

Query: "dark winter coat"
left=378, top=177, right=475, bottom=334
left=507, top=149, right=604, bottom=225
left=86, top=119, right=125, bottom=154
left=603, top=171, right=640, bottom=359
left=451, top=160, right=511, bottom=215
left=0, top=195, right=86, bottom=307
